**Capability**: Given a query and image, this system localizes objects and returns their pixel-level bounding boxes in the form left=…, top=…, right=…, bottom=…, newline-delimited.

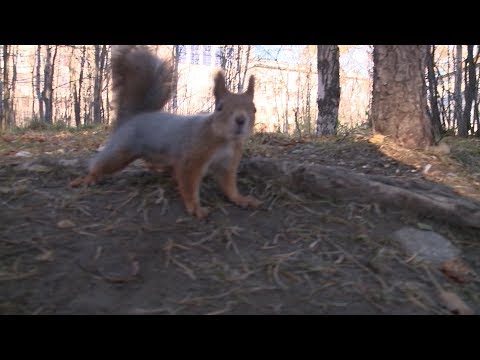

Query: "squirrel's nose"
left=235, top=115, right=246, bottom=126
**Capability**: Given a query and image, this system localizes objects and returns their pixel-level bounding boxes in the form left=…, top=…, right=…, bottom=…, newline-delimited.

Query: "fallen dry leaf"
left=440, top=257, right=473, bottom=283
left=57, top=219, right=75, bottom=229
left=438, top=290, right=474, bottom=315
left=368, top=134, right=385, bottom=145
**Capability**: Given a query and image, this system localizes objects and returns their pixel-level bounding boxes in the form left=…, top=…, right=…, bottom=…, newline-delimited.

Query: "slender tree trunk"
left=220, top=45, right=236, bottom=90
left=371, top=45, right=433, bottom=149
left=475, top=46, right=480, bottom=136
left=43, top=45, right=58, bottom=124
left=74, top=46, right=86, bottom=127
left=171, top=45, right=180, bottom=113
left=9, top=45, right=17, bottom=127
left=426, top=45, right=443, bottom=141
left=462, top=45, right=476, bottom=137
left=2, top=45, right=12, bottom=129
left=305, top=68, right=312, bottom=134
left=35, top=45, right=44, bottom=122
left=31, top=54, right=36, bottom=120
left=234, top=45, right=252, bottom=92
left=316, top=45, right=340, bottom=136
left=446, top=46, right=452, bottom=129
left=103, top=46, right=110, bottom=125
left=93, top=45, right=107, bottom=124
left=454, top=45, right=466, bottom=136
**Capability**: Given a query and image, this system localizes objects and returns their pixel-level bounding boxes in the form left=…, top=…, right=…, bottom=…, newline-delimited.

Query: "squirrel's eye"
left=216, top=102, right=223, bottom=111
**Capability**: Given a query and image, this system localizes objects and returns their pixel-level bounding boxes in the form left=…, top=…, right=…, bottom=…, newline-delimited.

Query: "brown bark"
left=371, top=45, right=433, bottom=149
left=316, top=45, right=340, bottom=136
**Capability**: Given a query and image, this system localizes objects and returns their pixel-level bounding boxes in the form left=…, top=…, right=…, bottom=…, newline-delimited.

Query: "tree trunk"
left=103, top=46, right=111, bottom=125
left=171, top=45, right=180, bottom=113
left=220, top=45, right=236, bottom=90
left=475, top=46, right=480, bottom=136
left=43, top=45, right=58, bottom=124
left=454, top=45, right=466, bottom=136
left=371, top=45, right=433, bottom=149
left=35, top=45, right=44, bottom=122
left=462, top=45, right=476, bottom=137
left=93, top=45, right=107, bottom=124
left=9, top=46, right=17, bottom=127
left=426, top=45, right=443, bottom=141
left=2, top=45, right=12, bottom=130
left=316, top=45, right=340, bottom=136
left=74, top=46, right=86, bottom=128
left=237, top=45, right=251, bottom=92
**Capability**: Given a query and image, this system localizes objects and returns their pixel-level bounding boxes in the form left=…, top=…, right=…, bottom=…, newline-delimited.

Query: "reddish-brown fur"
left=70, top=46, right=260, bottom=219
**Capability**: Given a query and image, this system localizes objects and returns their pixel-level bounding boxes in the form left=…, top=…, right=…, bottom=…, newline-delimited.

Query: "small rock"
left=391, top=227, right=461, bottom=266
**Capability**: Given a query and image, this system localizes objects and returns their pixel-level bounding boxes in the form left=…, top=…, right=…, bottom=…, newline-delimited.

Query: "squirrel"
left=70, top=45, right=260, bottom=219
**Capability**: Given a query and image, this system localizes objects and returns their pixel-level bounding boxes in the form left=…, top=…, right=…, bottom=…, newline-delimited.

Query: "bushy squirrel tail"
left=111, top=45, right=174, bottom=129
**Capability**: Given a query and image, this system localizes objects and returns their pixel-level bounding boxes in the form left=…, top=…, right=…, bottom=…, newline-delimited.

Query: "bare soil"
left=1, top=129, right=479, bottom=315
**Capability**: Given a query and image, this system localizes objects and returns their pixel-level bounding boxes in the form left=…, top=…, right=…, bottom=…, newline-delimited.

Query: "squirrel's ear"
left=214, top=71, right=228, bottom=100
left=246, top=75, right=255, bottom=98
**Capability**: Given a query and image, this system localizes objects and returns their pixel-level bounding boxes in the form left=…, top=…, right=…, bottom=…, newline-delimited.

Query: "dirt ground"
left=1, top=128, right=479, bottom=315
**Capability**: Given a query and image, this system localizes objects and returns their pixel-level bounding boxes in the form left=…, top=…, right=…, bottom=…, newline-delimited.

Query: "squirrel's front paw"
left=186, top=203, right=210, bottom=219
left=69, top=175, right=95, bottom=188
left=233, top=195, right=262, bottom=209
left=195, top=206, right=209, bottom=219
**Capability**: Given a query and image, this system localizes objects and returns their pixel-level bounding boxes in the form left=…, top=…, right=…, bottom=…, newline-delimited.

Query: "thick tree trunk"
left=316, top=45, right=340, bottom=136
left=371, top=45, right=433, bottom=149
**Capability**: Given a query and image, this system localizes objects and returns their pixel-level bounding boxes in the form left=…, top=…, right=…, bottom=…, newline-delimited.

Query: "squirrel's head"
left=211, top=70, right=256, bottom=141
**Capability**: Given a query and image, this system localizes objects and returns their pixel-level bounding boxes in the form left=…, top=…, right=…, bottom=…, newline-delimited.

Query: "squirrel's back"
left=111, top=45, right=174, bottom=129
